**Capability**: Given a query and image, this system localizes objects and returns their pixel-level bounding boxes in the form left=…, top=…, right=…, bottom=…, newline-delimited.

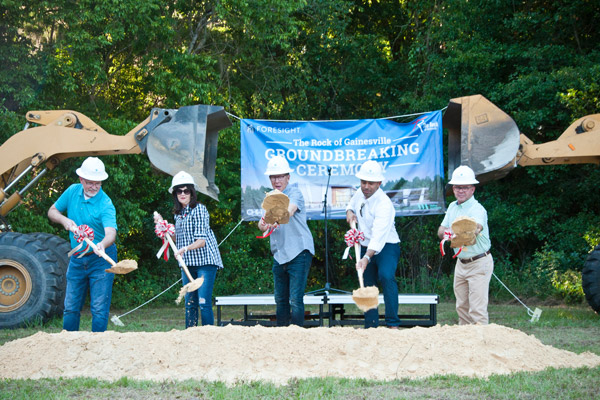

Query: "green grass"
left=1, top=301, right=599, bottom=399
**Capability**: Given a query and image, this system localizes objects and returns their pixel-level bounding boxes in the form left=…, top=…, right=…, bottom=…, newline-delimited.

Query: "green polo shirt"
left=441, top=196, right=491, bottom=258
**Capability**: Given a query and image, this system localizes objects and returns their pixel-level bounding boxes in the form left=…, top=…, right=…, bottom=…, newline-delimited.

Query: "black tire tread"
left=0, top=232, right=62, bottom=328
left=582, top=245, right=600, bottom=313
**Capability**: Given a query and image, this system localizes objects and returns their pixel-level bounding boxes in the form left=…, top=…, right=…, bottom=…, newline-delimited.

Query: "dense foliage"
left=1, top=0, right=599, bottom=306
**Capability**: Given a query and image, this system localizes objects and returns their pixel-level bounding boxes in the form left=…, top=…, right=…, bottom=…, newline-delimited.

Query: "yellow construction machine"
left=0, top=105, right=232, bottom=328
left=443, top=94, right=600, bottom=314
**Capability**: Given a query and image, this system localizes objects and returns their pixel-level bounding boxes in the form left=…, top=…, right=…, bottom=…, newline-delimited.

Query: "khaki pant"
left=454, top=253, right=494, bottom=325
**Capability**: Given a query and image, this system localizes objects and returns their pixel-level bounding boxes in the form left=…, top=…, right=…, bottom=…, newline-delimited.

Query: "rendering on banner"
left=241, top=111, right=445, bottom=221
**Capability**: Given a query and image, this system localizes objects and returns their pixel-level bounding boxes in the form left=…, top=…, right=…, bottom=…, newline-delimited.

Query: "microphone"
left=327, top=166, right=332, bottom=175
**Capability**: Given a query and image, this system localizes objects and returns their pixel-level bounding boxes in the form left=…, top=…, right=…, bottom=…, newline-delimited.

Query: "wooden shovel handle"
left=82, top=237, right=117, bottom=267
left=350, top=221, right=365, bottom=288
left=153, top=211, right=195, bottom=282
left=164, top=227, right=195, bottom=283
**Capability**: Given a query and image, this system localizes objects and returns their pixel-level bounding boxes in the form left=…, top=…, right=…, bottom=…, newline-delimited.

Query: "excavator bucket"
left=442, top=95, right=521, bottom=184
left=141, top=105, right=232, bottom=200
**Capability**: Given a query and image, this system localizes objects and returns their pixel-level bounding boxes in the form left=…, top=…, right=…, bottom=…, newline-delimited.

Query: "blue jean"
left=182, top=264, right=218, bottom=328
left=362, top=243, right=401, bottom=328
left=63, top=244, right=116, bottom=332
left=272, top=250, right=312, bottom=326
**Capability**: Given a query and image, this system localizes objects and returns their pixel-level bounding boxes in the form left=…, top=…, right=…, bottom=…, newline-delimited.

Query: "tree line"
left=1, top=0, right=599, bottom=305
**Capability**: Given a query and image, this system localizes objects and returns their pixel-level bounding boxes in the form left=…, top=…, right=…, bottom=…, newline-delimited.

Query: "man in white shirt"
left=346, top=160, right=401, bottom=329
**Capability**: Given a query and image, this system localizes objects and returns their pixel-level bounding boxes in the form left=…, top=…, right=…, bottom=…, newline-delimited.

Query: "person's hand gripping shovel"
left=153, top=211, right=203, bottom=304
left=69, top=225, right=137, bottom=274
left=348, top=221, right=379, bottom=312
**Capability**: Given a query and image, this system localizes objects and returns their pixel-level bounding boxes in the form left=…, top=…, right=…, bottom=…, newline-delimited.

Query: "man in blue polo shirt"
left=48, top=157, right=118, bottom=332
left=438, top=165, right=493, bottom=325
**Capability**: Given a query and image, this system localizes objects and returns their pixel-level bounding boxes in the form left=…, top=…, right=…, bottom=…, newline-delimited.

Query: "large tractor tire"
left=29, top=232, right=70, bottom=271
left=0, top=232, right=63, bottom=328
left=29, top=232, right=70, bottom=314
left=582, top=245, right=600, bottom=313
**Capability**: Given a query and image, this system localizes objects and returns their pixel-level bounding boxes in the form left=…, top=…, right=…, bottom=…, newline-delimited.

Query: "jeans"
left=272, top=250, right=312, bottom=326
left=362, top=243, right=401, bottom=328
left=182, top=264, right=218, bottom=328
left=63, top=244, right=116, bottom=332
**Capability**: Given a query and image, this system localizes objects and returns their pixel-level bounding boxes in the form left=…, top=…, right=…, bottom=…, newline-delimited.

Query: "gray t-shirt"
left=269, top=183, right=315, bottom=264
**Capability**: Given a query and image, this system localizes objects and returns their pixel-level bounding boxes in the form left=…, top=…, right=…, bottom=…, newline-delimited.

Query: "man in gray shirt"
left=258, top=155, right=315, bottom=326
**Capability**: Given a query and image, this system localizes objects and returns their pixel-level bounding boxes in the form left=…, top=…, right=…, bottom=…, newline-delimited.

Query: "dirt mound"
left=1, top=324, right=598, bottom=385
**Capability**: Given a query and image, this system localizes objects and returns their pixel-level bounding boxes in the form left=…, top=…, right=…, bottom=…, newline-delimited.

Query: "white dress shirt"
left=346, top=187, right=400, bottom=253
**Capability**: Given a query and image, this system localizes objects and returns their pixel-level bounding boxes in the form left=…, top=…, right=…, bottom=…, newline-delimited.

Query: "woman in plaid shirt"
left=164, top=171, right=223, bottom=328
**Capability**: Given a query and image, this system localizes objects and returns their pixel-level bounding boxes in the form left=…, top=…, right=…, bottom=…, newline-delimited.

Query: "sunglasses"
left=176, top=188, right=191, bottom=195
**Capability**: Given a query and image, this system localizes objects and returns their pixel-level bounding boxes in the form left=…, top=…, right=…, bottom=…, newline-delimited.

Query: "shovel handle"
left=164, top=229, right=195, bottom=283
left=153, top=212, right=195, bottom=283
left=357, top=268, right=365, bottom=289
left=350, top=221, right=365, bottom=288
left=82, top=237, right=117, bottom=267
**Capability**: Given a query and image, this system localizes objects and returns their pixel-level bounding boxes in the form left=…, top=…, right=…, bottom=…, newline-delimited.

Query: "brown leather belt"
left=459, top=250, right=491, bottom=264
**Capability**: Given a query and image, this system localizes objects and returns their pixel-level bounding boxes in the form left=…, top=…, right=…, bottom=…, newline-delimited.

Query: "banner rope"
left=225, top=108, right=446, bottom=123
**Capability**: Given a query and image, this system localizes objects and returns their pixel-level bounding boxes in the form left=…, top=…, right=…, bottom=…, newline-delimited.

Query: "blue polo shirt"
left=54, top=183, right=117, bottom=249
left=441, top=196, right=490, bottom=258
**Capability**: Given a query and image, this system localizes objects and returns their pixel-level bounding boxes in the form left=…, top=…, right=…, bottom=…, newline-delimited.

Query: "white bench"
left=325, top=293, right=439, bottom=327
left=215, top=293, right=439, bottom=327
left=215, top=294, right=326, bottom=327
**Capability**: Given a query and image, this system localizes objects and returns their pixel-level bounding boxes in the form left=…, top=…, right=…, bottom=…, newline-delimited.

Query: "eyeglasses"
left=269, top=174, right=289, bottom=182
left=82, top=179, right=102, bottom=188
left=176, top=188, right=190, bottom=195
left=453, top=186, right=473, bottom=192
left=359, top=202, right=365, bottom=217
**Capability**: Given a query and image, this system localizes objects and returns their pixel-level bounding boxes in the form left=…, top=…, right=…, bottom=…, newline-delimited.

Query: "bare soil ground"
left=1, top=323, right=599, bottom=385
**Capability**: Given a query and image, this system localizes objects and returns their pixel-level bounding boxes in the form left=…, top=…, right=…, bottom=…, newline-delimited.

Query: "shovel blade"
left=105, top=259, right=138, bottom=274
left=352, top=286, right=379, bottom=312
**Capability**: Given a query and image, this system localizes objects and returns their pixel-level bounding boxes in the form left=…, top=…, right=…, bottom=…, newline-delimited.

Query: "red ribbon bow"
left=342, top=228, right=365, bottom=259
left=155, top=220, right=175, bottom=260
left=344, top=228, right=365, bottom=248
left=440, top=230, right=461, bottom=258
left=74, top=224, right=94, bottom=242
left=68, top=224, right=94, bottom=258
left=256, top=217, right=279, bottom=239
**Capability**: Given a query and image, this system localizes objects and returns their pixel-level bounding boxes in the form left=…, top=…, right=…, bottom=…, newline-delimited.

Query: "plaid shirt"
left=174, top=204, right=223, bottom=268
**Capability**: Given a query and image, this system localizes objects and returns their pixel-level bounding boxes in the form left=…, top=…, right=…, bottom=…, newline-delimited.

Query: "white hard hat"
left=169, top=171, right=199, bottom=193
left=355, top=160, right=384, bottom=182
left=76, top=157, right=108, bottom=181
left=264, top=155, right=293, bottom=176
left=448, top=165, right=479, bottom=185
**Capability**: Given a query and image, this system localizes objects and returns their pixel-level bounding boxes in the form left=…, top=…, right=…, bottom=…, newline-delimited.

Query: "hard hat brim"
left=168, top=183, right=200, bottom=193
left=76, top=168, right=108, bottom=181
left=355, top=171, right=384, bottom=182
left=448, top=177, right=479, bottom=185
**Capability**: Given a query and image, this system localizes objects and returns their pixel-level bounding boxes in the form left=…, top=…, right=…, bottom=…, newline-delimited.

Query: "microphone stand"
left=307, top=166, right=349, bottom=295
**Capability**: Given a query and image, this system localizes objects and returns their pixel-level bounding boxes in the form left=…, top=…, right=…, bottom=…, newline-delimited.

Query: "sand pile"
left=1, top=324, right=598, bottom=385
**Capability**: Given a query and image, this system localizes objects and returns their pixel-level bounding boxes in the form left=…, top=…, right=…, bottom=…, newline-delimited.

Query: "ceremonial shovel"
left=71, top=228, right=137, bottom=274
left=153, top=212, right=203, bottom=304
left=350, top=221, right=379, bottom=312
